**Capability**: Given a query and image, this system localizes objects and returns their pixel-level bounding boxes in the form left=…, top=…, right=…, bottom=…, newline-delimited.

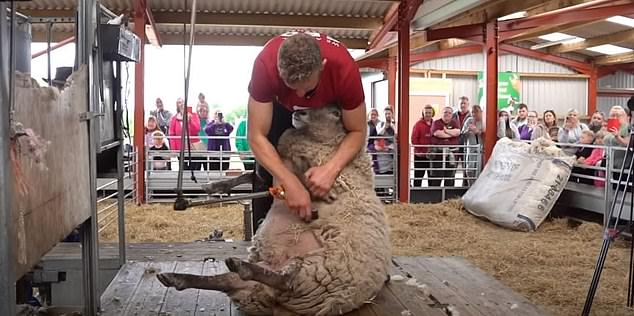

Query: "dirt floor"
left=99, top=200, right=634, bottom=316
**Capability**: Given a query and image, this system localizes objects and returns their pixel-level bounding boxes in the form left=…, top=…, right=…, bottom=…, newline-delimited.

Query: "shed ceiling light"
left=538, top=32, right=584, bottom=43
left=498, top=11, right=527, bottom=21
left=587, top=44, right=633, bottom=55
left=607, top=16, right=634, bottom=28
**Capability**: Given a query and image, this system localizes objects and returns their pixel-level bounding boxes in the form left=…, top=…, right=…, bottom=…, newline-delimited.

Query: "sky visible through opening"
left=31, top=43, right=368, bottom=120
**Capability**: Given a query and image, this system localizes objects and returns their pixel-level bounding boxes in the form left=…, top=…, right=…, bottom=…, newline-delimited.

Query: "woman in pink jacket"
left=168, top=98, right=201, bottom=170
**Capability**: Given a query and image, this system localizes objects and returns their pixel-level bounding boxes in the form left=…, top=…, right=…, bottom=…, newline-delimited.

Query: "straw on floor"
left=99, top=200, right=633, bottom=316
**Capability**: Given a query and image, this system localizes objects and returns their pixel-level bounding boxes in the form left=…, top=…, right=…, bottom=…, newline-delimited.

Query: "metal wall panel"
left=412, top=52, right=577, bottom=74
left=521, top=78, right=587, bottom=116
left=599, top=71, right=634, bottom=89
left=447, top=75, right=478, bottom=107
left=412, top=53, right=483, bottom=71
left=499, top=54, right=576, bottom=74
left=598, top=96, right=630, bottom=114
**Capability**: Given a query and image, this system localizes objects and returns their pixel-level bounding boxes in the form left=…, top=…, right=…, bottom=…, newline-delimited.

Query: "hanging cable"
left=175, top=0, right=198, bottom=205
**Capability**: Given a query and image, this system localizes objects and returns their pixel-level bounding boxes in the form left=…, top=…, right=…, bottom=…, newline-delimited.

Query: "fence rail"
left=97, top=148, right=138, bottom=234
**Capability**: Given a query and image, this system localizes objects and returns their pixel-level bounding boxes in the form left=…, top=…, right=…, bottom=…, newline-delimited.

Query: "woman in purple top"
left=518, top=111, right=538, bottom=140
left=205, top=111, right=234, bottom=171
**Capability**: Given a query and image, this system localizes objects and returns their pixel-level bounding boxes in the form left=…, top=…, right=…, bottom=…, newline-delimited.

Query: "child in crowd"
left=145, top=116, right=161, bottom=147
left=149, top=131, right=171, bottom=170
left=572, top=130, right=595, bottom=185
left=578, top=131, right=606, bottom=187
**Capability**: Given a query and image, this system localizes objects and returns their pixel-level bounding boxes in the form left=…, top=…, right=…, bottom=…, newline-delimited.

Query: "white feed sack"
left=462, top=137, right=576, bottom=232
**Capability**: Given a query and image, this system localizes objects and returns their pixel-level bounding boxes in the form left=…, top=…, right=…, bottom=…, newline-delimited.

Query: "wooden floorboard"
left=42, top=242, right=250, bottom=262
left=385, top=264, right=446, bottom=316
left=160, top=261, right=204, bottom=315
left=100, top=261, right=149, bottom=315
left=394, top=257, right=491, bottom=316
left=438, top=257, right=547, bottom=316
left=122, top=262, right=177, bottom=316
left=195, top=260, right=231, bottom=316
left=99, top=256, right=548, bottom=316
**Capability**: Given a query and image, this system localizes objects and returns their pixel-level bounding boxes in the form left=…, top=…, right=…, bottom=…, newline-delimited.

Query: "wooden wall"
left=12, top=66, right=92, bottom=278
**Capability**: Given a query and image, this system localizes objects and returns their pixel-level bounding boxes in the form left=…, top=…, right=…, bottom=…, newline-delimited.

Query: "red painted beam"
left=368, top=5, right=398, bottom=51
left=410, top=44, right=483, bottom=64
left=388, top=57, right=396, bottom=108
left=598, top=62, right=634, bottom=77
left=499, top=3, right=634, bottom=35
left=134, top=0, right=147, bottom=204
left=484, top=21, right=498, bottom=163
left=31, top=36, right=75, bottom=59
left=426, top=23, right=485, bottom=42
left=145, top=7, right=163, bottom=47
left=397, top=0, right=420, bottom=203
left=588, top=68, right=597, bottom=116
left=499, top=44, right=592, bottom=74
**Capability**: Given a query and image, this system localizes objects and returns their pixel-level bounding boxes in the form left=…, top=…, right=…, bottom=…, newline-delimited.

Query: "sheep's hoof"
left=225, top=257, right=253, bottom=280
left=324, top=191, right=337, bottom=204
left=157, top=273, right=188, bottom=291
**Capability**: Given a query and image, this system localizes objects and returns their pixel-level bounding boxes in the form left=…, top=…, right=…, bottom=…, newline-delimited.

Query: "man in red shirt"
left=410, top=104, right=435, bottom=187
left=430, top=106, right=461, bottom=187
left=247, top=31, right=366, bottom=229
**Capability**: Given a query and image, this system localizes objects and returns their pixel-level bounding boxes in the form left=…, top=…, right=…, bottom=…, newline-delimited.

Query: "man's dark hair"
left=518, top=103, right=528, bottom=110
left=277, top=33, right=322, bottom=84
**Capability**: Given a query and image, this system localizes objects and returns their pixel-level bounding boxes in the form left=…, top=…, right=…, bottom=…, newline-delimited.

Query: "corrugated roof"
left=158, top=24, right=372, bottom=39
left=18, top=0, right=395, bottom=48
left=17, top=0, right=393, bottom=18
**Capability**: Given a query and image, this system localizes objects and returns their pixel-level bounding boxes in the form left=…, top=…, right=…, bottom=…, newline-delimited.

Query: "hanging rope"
left=175, top=0, right=198, bottom=202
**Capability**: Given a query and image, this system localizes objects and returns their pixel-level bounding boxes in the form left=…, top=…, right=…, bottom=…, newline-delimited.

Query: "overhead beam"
left=594, top=52, right=634, bottom=66
left=160, top=33, right=370, bottom=49
left=410, top=44, right=482, bottom=64
left=500, top=43, right=592, bottom=74
left=431, top=0, right=553, bottom=29
left=145, top=7, right=162, bottom=47
left=500, top=2, right=634, bottom=36
left=598, top=62, right=634, bottom=77
left=502, top=20, right=596, bottom=42
left=152, top=11, right=381, bottom=29
left=550, top=28, right=634, bottom=54
left=367, top=2, right=399, bottom=50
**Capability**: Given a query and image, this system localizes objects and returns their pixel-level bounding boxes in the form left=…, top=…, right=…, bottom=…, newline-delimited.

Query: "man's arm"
left=247, top=96, right=312, bottom=220
left=305, top=103, right=367, bottom=198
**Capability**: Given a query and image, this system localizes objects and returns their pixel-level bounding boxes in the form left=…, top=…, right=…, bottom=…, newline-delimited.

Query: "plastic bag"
left=462, top=138, right=576, bottom=232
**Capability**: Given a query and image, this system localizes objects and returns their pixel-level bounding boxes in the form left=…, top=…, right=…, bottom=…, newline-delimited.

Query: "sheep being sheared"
left=158, top=105, right=392, bottom=316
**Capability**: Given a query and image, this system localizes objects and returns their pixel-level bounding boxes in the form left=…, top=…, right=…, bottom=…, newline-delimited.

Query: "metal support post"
left=396, top=1, right=411, bottom=203
left=588, top=68, right=598, bottom=115
left=77, top=0, right=100, bottom=314
left=115, top=62, right=127, bottom=265
left=0, top=4, right=16, bottom=316
left=484, top=21, right=499, bottom=162
left=133, top=0, right=147, bottom=204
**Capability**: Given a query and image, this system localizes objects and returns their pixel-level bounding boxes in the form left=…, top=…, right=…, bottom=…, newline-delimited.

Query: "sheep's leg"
left=157, top=271, right=248, bottom=292
left=225, top=257, right=297, bottom=291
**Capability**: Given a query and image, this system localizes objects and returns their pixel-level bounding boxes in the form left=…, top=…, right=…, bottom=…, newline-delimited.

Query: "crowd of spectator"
left=145, top=93, right=242, bottom=171
left=146, top=92, right=630, bottom=190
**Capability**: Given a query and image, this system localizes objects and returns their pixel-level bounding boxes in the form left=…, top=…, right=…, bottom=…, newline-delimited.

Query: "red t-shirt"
left=248, top=31, right=364, bottom=111
left=431, top=118, right=461, bottom=145
left=411, top=118, right=433, bottom=154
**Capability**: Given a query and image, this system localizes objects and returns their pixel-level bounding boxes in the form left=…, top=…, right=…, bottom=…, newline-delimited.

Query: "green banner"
left=477, top=72, right=521, bottom=113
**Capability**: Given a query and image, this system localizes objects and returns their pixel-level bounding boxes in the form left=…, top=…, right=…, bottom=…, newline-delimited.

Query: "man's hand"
left=280, top=176, right=313, bottom=221
left=305, top=164, right=338, bottom=199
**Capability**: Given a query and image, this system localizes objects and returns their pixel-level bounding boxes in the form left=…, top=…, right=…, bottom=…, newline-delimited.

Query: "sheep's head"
left=292, top=105, right=345, bottom=137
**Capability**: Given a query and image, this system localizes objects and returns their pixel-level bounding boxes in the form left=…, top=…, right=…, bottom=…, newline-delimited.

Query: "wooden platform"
left=100, top=256, right=549, bottom=316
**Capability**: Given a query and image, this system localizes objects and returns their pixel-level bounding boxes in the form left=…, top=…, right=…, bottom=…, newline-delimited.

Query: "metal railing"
left=144, top=135, right=398, bottom=202
left=97, top=148, right=137, bottom=234
left=408, top=144, right=483, bottom=201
